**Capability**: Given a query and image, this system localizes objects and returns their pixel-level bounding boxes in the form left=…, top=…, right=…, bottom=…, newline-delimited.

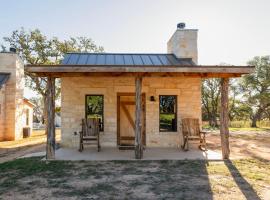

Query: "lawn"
left=0, top=157, right=269, bottom=199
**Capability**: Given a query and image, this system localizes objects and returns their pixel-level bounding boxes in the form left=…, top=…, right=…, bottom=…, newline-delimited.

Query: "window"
left=85, top=95, right=104, bottom=131
left=26, top=109, right=29, bottom=126
left=159, top=95, right=177, bottom=132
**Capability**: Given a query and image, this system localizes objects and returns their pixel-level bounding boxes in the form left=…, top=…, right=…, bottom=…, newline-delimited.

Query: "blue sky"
left=1, top=0, right=270, bottom=97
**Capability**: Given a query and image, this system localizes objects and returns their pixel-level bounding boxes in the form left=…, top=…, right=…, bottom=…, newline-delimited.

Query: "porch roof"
left=62, top=53, right=196, bottom=66
left=25, top=53, right=254, bottom=78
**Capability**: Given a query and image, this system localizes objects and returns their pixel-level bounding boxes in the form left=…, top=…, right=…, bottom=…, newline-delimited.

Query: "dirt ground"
left=207, top=129, right=270, bottom=161
left=0, top=129, right=61, bottom=163
left=1, top=158, right=270, bottom=200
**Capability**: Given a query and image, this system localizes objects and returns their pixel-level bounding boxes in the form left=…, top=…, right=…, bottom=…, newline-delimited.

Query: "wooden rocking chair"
left=79, top=118, right=101, bottom=152
left=181, top=118, right=207, bottom=151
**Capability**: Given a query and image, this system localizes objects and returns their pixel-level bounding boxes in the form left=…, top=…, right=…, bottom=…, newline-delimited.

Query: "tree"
left=29, top=96, right=44, bottom=123
left=202, top=78, right=221, bottom=127
left=239, top=56, right=270, bottom=127
left=2, top=28, right=104, bottom=133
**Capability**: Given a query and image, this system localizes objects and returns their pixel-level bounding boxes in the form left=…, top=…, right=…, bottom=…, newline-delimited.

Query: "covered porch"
left=26, top=54, right=254, bottom=160
left=23, top=147, right=222, bottom=160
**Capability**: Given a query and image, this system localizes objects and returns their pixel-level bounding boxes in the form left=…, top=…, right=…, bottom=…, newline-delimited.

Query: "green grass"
left=0, top=157, right=269, bottom=199
left=203, top=125, right=270, bottom=131
left=202, top=120, right=270, bottom=130
left=229, top=127, right=270, bottom=131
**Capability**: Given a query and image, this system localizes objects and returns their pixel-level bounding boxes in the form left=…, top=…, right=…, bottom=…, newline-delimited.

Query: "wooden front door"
left=117, top=93, right=146, bottom=148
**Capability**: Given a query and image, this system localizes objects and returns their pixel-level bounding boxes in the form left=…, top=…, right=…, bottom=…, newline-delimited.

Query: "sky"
left=0, top=0, right=269, bottom=97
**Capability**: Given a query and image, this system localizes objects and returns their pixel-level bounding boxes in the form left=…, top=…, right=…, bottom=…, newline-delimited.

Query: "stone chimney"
left=167, top=23, right=198, bottom=64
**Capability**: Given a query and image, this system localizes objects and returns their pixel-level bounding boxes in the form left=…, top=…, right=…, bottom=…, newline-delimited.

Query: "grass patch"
left=0, top=157, right=74, bottom=193
left=0, top=158, right=269, bottom=199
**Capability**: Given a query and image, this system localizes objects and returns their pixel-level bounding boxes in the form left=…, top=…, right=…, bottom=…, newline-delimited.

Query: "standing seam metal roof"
left=61, top=53, right=195, bottom=66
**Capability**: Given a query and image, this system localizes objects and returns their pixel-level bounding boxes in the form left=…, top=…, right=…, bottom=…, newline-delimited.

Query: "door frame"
left=117, top=92, right=146, bottom=146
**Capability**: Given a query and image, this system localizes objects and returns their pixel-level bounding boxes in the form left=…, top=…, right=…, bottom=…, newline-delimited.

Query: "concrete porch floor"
left=47, top=147, right=222, bottom=160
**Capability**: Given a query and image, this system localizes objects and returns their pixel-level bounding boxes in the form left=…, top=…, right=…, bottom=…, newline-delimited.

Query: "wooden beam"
left=220, top=78, right=230, bottom=159
left=25, top=72, right=245, bottom=78
left=46, top=77, right=56, bottom=159
left=135, top=76, right=143, bottom=159
left=25, top=65, right=254, bottom=75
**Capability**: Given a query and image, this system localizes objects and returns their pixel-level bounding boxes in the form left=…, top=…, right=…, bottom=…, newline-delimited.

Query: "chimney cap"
left=9, top=47, right=16, bottom=53
left=177, top=23, right=186, bottom=29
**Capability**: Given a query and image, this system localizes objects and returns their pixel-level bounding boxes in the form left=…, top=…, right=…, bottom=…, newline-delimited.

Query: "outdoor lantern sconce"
left=150, top=96, right=156, bottom=102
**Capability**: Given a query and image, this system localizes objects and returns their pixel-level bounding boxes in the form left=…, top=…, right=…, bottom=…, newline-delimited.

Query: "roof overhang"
left=25, top=64, right=255, bottom=78
left=23, top=98, right=35, bottom=108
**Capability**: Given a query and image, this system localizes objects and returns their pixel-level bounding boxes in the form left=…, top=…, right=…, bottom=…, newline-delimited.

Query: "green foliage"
left=86, top=95, right=103, bottom=115
left=1, top=28, right=104, bottom=127
left=240, top=56, right=270, bottom=127
left=202, top=78, right=221, bottom=127
left=1, top=28, right=104, bottom=97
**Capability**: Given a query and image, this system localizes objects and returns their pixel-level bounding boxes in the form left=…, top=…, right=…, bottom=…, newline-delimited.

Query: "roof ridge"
left=65, top=52, right=175, bottom=55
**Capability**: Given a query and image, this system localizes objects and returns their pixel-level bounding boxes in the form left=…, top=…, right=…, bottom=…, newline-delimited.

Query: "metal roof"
left=61, top=53, right=195, bottom=66
left=0, top=73, right=10, bottom=88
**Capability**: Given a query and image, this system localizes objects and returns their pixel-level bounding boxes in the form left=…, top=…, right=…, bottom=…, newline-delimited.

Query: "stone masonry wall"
left=0, top=86, right=6, bottom=140
left=0, top=53, right=25, bottom=141
left=61, top=76, right=201, bottom=148
left=167, top=29, right=198, bottom=64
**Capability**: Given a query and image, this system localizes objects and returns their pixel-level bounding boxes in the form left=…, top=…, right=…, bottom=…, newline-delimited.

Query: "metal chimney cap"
left=9, top=47, right=16, bottom=53
left=177, top=23, right=186, bottom=29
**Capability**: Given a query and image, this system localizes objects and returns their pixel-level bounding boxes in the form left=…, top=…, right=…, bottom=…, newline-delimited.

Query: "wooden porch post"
left=46, top=76, right=56, bottom=159
left=220, top=78, right=230, bottom=159
left=135, top=76, right=143, bottom=159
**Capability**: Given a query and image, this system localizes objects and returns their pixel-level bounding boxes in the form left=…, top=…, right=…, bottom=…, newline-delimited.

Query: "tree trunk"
left=46, top=77, right=56, bottom=159
left=251, top=117, right=257, bottom=128
left=209, top=114, right=218, bottom=127
left=135, top=76, right=143, bottom=159
left=220, top=78, right=230, bottom=159
left=43, top=95, right=48, bottom=135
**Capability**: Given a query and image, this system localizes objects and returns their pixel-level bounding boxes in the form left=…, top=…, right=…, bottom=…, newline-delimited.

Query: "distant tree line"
left=202, top=56, right=270, bottom=127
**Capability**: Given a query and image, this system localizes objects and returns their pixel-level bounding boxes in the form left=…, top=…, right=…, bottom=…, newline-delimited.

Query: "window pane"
left=160, top=96, right=176, bottom=114
left=160, top=114, right=177, bottom=132
left=86, top=95, right=104, bottom=131
left=159, top=95, right=177, bottom=132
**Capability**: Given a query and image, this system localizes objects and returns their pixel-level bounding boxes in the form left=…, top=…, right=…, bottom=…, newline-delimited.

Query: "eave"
left=25, top=64, right=255, bottom=78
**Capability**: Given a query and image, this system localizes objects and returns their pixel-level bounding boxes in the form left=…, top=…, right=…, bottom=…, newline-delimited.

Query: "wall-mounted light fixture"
left=150, top=96, right=155, bottom=102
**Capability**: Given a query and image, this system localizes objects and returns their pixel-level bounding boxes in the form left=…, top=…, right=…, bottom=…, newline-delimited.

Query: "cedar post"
left=135, top=76, right=143, bottom=159
left=46, top=76, right=56, bottom=159
left=220, top=78, right=230, bottom=159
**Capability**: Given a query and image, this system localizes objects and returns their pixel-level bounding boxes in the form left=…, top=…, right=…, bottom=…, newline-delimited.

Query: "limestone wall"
left=167, top=29, right=198, bottom=64
left=0, top=86, right=6, bottom=140
left=0, top=53, right=25, bottom=140
left=61, top=76, right=201, bottom=148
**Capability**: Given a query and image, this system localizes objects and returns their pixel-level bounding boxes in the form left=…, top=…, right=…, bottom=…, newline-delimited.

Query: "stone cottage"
left=26, top=23, right=253, bottom=159
left=0, top=52, right=34, bottom=141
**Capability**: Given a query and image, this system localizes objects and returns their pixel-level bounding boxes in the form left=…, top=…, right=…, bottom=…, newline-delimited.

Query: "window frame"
left=85, top=94, right=104, bottom=131
left=26, top=108, right=29, bottom=126
left=159, top=95, right=177, bottom=132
